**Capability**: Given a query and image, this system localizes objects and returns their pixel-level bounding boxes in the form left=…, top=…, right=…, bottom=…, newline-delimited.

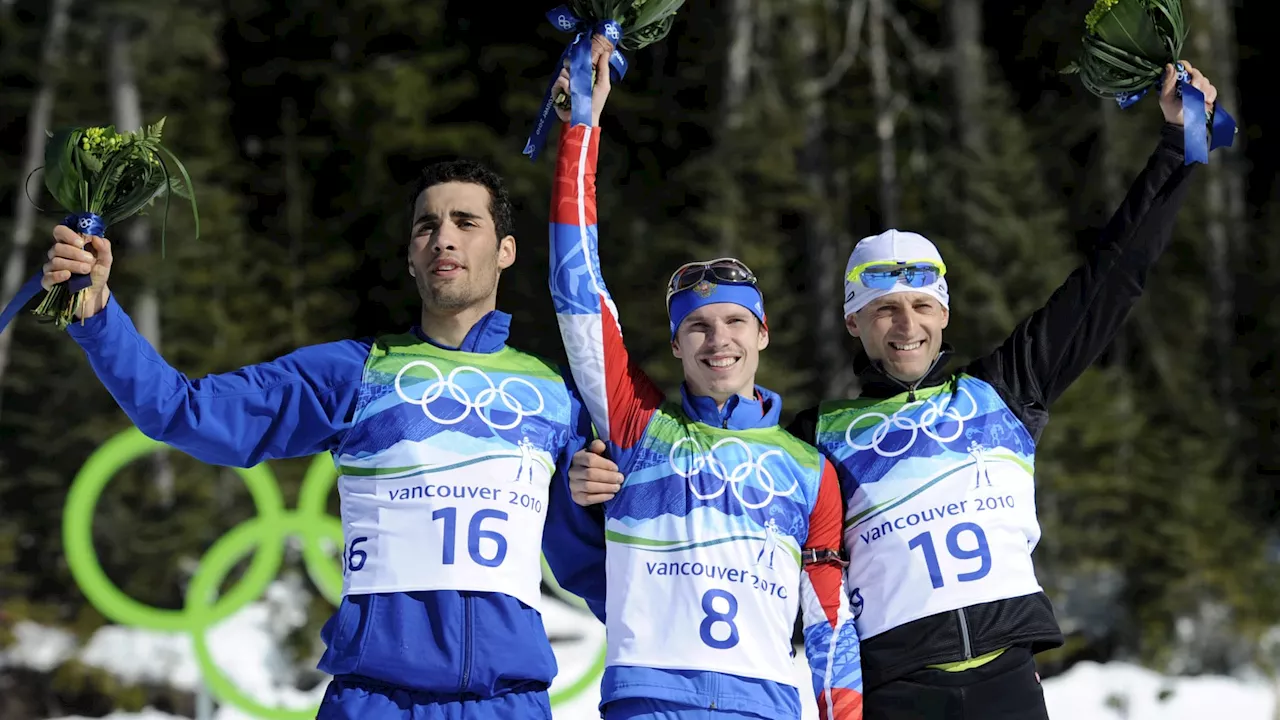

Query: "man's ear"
left=671, top=337, right=682, bottom=359
left=845, top=313, right=861, bottom=338
left=757, top=323, right=770, bottom=352
left=498, top=235, right=516, bottom=270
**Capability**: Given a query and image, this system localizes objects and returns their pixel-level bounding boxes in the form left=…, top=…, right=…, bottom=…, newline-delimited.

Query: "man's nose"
left=705, top=323, right=731, bottom=346
left=427, top=226, right=459, bottom=253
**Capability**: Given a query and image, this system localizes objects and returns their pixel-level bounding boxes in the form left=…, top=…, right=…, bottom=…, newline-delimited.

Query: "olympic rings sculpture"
left=393, top=360, right=546, bottom=431
left=845, top=386, right=979, bottom=458
left=62, top=426, right=605, bottom=720
left=668, top=436, right=799, bottom=510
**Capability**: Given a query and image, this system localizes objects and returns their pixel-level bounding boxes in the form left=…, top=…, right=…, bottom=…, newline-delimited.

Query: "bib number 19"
left=907, top=522, right=991, bottom=589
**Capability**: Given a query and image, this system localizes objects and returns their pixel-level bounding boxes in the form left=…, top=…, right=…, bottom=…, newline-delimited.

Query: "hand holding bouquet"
left=1062, top=0, right=1235, bottom=164
left=25, top=119, right=197, bottom=329
left=522, top=1, right=685, bottom=160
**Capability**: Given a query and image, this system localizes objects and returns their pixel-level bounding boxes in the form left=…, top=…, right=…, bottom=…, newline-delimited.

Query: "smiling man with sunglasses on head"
left=568, top=61, right=1219, bottom=719
left=538, top=56, right=862, bottom=720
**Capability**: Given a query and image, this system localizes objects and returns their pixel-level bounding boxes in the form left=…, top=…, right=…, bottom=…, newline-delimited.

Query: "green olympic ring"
left=62, top=426, right=606, bottom=719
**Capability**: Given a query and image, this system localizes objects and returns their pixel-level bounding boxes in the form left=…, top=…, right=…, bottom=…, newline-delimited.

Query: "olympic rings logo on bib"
left=845, top=386, right=978, bottom=458
left=668, top=437, right=799, bottom=510
left=394, top=360, right=545, bottom=431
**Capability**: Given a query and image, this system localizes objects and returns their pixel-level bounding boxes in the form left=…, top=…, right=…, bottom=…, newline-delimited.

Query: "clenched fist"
left=42, top=224, right=113, bottom=320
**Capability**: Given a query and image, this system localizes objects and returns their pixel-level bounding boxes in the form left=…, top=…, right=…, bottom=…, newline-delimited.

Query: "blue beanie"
left=667, top=281, right=767, bottom=340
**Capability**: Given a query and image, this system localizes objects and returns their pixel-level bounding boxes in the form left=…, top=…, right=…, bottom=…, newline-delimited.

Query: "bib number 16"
left=342, top=507, right=509, bottom=574
left=907, top=521, right=991, bottom=589
left=433, top=507, right=508, bottom=568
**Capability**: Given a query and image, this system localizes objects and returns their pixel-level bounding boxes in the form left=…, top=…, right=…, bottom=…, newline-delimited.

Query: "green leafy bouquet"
left=1063, top=0, right=1186, bottom=106
left=35, top=118, right=198, bottom=327
left=1062, top=0, right=1235, bottom=163
left=570, top=0, right=685, bottom=51
left=523, top=1, right=685, bottom=160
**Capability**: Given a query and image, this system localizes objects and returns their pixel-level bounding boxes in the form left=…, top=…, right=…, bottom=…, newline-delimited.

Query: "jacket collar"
left=853, top=344, right=955, bottom=398
left=413, top=310, right=510, bottom=354
left=680, top=382, right=782, bottom=430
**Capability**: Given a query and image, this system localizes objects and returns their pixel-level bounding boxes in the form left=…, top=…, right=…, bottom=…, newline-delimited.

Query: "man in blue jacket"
left=41, top=159, right=594, bottom=719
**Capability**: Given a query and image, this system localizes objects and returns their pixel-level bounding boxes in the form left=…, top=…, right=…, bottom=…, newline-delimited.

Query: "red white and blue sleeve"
left=542, top=122, right=667, bottom=619
left=800, top=458, right=864, bottom=719
left=548, top=122, right=665, bottom=465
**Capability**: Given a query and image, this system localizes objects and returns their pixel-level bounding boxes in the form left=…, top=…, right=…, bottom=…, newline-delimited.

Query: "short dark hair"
left=408, top=159, right=515, bottom=242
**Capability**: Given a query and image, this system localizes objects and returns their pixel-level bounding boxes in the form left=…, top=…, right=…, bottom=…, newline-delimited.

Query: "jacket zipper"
left=880, top=353, right=946, bottom=403
left=460, top=595, right=473, bottom=691
left=956, top=607, right=974, bottom=660
left=882, top=353, right=971, bottom=658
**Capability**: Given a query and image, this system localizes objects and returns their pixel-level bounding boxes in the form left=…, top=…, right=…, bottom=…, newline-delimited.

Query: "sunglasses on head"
left=847, top=259, right=946, bottom=290
left=665, top=257, right=759, bottom=307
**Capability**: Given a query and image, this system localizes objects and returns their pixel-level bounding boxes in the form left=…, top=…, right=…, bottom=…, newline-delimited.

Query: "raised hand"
left=42, top=224, right=112, bottom=320
left=552, top=36, right=614, bottom=127
left=1160, top=61, right=1218, bottom=127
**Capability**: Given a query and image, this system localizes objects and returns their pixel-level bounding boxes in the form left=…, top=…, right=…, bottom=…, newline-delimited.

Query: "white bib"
left=843, top=445, right=1042, bottom=639
left=604, top=512, right=801, bottom=687
left=338, top=444, right=551, bottom=611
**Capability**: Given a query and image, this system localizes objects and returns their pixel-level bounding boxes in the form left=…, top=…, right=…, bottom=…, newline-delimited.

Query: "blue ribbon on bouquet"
left=523, top=5, right=630, bottom=161
left=0, top=212, right=104, bottom=333
left=1115, top=63, right=1236, bottom=165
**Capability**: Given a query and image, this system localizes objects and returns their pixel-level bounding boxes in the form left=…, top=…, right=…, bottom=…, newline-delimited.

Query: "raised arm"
left=799, top=459, right=863, bottom=719
left=66, top=296, right=366, bottom=467
left=44, top=225, right=365, bottom=467
left=971, top=121, right=1196, bottom=412
left=548, top=61, right=664, bottom=471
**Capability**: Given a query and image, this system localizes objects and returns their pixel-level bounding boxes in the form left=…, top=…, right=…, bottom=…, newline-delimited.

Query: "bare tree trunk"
left=1188, top=0, right=1239, bottom=430
left=868, top=0, right=899, bottom=228
left=945, top=0, right=985, bottom=287
left=0, top=0, right=71, bottom=416
left=947, top=0, right=986, bottom=158
left=798, top=0, right=857, bottom=399
left=109, top=18, right=175, bottom=506
left=283, top=97, right=306, bottom=345
left=716, top=0, right=755, bottom=256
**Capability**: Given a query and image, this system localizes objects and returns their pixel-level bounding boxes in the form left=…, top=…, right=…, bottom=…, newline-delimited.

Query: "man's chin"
left=884, top=361, right=930, bottom=386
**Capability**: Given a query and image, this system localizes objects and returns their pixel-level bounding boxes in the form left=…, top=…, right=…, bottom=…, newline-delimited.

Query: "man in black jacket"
left=562, top=61, right=1219, bottom=719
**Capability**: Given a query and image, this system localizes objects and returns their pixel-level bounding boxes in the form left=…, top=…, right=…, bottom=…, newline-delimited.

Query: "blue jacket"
left=67, top=296, right=594, bottom=698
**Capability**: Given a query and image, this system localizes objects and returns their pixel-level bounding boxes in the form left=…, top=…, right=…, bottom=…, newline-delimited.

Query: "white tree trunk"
left=868, top=0, right=899, bottom=228
left=948, top=0, right=985, bottom=158
left=283, top=97, right=306, bottom=345
left=109, top=18, right=175, bottom=505
left=0, top=0, right=72, bottom=413
left=1189, top=0, right=1239, bottom=428
left=716, top=0, right=755, bottom=256
left=799, top=0, right=857, bottom=398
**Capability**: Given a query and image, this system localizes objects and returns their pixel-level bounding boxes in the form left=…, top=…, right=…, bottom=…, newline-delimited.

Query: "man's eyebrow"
left=414, top=210, right=483, bottom=227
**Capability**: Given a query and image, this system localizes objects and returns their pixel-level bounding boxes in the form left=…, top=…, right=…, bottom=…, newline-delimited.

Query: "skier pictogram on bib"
left=755, top=518, right=781, bottom=570
left=516, top=436, right=536, bottom=484
left=968, top=440, right=993, bottom=488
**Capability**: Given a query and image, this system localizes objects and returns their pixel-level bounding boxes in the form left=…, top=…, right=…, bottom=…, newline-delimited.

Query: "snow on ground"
left=5, top=581, right=1274, bottom=720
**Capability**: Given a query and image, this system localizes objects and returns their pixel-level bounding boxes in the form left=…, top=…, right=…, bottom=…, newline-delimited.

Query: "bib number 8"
left=907, top=521, right=991, bottom=589
left=699, top=589, right=740, bottom=650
